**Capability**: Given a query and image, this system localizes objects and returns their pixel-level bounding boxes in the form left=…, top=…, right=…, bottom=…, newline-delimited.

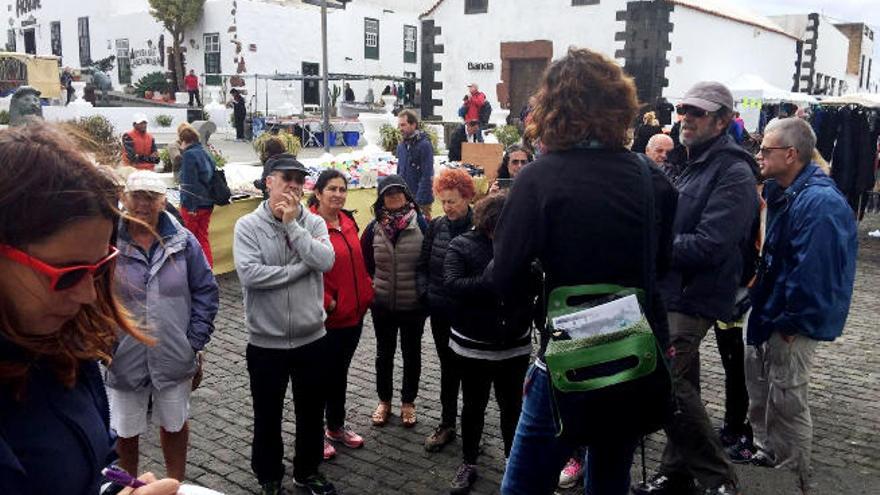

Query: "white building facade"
left=419, top=0, right=799, bottom=122
left=1, top=0, right=425, bottom=112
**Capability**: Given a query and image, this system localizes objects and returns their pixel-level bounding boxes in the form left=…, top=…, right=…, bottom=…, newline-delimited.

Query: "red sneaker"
left=323, top=439, right=337, bottom=460
left=325, top=426, right=365, bottom=449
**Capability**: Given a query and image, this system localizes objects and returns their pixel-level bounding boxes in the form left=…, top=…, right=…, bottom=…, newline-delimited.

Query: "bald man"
left=646, top=133, right=681, bottom=182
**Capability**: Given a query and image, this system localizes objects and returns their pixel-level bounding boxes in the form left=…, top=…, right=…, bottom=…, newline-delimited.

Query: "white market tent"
left=727, top=74, right=818, bottom=131
left=820, top=93, right=880, bottom=109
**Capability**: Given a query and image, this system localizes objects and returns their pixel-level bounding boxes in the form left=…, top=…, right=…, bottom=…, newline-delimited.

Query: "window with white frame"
left=403, top=25, right=417, bottom=64
left=204, top=33, right=221, bottom=85
left=365, top=18, right=379, bottom=60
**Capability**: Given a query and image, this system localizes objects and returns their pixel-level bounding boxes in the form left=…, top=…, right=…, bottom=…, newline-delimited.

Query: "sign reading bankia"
left=16, top=0, right=41, bottom=17
left=467, top=62, right=494, bottom=70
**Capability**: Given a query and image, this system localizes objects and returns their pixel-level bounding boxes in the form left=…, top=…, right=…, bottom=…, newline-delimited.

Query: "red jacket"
left=184, top=74, right=199, bottom=91
left=464, top=91, right=486, bottom=122
left=311, top=206, right=375, bottom=329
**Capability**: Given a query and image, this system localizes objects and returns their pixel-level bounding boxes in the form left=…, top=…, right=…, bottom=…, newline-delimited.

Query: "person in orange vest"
left=123, top=114, right=160, bottom=170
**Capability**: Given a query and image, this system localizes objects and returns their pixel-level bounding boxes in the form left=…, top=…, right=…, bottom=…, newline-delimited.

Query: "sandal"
left=400, top=402, right=417, bottom=428
left=372, top=401, right=391, bottom=426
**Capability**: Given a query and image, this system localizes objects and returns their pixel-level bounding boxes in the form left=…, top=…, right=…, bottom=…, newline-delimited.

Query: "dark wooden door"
left=509, top=58, right=548, bottom=120
left=302, top=62, right=320, bottom=105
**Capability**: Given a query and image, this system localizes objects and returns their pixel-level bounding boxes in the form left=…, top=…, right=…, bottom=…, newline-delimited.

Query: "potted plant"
left=155, top=114, right=174, bottom=128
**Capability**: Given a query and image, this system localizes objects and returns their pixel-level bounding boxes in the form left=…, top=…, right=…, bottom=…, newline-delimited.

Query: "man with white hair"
left=738, top=117, right=857, bottom=494
left=645, top=133, right=679, bottom=181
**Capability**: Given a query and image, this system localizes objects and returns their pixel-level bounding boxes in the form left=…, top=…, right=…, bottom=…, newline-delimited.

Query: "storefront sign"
left=467, top=62, right=494, bottom=71
left=131, top=46, right=161, bottom=68
left=16, top=0, right=41, bottom=17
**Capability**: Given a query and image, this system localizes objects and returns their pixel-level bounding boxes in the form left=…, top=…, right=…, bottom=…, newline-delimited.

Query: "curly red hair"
left=433, top=167, right=476, bottom=199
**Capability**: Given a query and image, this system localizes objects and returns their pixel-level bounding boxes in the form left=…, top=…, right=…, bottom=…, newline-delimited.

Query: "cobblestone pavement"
left=136, top=217, right=880, bottom=494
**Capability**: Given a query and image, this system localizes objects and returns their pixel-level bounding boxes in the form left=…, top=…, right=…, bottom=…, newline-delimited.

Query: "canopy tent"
left=819, top=93, right=880, bottom=109
left=0, top=52, right=61, bottom=99
left=727, top=74, right=817, bottom=132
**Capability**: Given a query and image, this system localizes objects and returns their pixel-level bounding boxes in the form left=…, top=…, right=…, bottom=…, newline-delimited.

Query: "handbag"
left=543, top=155, right=673, bottom=445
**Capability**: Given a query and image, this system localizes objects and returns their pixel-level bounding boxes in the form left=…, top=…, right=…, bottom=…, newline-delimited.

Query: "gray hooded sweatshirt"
left=234, top=200, right=335, bottom=349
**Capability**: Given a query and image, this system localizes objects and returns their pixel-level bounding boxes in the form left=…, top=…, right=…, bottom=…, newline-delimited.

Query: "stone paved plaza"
left=136, top=217, right=880, bottom=494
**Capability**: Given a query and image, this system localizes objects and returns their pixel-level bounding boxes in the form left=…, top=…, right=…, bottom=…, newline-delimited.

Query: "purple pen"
left=102, top=465, right=147, bottom=489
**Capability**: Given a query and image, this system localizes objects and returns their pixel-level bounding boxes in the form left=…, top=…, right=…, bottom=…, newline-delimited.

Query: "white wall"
left=814, top=18, right=851, bottom=89
left=427, top=0, right=626, bottom=122
left=665, top=7, right=797, bottom=103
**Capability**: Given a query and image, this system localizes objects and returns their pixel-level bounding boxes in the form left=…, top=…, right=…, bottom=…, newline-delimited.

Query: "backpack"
left=478, top=99, right=492, bottom=126
left=207, top=166, right=232, bottom=206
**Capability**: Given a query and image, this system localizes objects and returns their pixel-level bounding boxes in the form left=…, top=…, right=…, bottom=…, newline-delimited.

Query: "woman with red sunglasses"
left=0, top=122, right=179, bottom=495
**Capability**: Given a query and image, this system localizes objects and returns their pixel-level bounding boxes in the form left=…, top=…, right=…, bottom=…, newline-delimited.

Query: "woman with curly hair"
left=492, top=48, right=679, bottom=494
left=0, top=122, right=179, bottom=494
left=416, top=167, right=475, bottom=452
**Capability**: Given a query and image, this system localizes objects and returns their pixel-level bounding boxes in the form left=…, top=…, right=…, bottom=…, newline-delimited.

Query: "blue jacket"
left=659, top=134, right=760, bottom=321
left=396, top=131, right=435, bottom=206
left=747, top=164, right=857, bottom=345
left=179, top=142, right=216, bottom=211
left=1, top=349, right=116, bottom=495
left=107, top=212, right=219, bottom=391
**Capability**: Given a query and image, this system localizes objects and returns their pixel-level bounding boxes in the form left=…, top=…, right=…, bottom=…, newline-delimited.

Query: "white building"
left=419, top=0, right=798, bottom=123
left=1, top=0, right=427, bottom=112
left=833, top=22, right=875, bottom=94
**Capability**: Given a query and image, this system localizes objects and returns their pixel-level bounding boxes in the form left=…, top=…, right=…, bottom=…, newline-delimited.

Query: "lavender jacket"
left=106, top=212, right=219, bottom=391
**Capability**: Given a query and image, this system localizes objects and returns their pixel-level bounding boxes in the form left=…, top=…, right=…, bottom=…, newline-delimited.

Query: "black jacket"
left=416, top=209, right=473, bottom=312
left=445, top=230, right=534, bottom=350
left=659, top=134, right=760, bottom=321
left=447, top=124, right=484, bottom=162
left=491, top=147, right=678, bottom=350
left=632, top=124, right=662, bottom=153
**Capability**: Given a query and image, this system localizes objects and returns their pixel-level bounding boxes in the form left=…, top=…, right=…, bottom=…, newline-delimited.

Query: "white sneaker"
left=558, top=456, right=585, bottom=489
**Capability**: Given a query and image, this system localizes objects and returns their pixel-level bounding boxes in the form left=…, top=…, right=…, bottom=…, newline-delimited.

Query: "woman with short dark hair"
left=493, top=47, right=679, bottom=494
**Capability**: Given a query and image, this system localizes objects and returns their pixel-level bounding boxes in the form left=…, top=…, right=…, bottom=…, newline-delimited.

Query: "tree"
left=148, top=0, right=205, bottom=91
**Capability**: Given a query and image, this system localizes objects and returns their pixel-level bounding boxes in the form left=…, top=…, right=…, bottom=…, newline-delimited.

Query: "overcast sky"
left=738, top=0, right=880, bottom=82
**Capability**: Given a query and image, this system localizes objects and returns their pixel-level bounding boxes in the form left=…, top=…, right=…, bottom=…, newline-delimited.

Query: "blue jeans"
left=501, top=365, right=639, bottom=495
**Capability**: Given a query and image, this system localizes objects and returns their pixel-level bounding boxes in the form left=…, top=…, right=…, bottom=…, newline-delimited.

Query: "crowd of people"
left=0, top=45, right=862, bottom=495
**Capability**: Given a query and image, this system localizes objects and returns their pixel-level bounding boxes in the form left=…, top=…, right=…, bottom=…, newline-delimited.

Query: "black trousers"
left=431, top=314, right=461, bottom=427
left=459, top=353, right=530, bottom=464
left=234, top=115, right=245, bottom=140
left=246, top=339, right=326, bottom=484
left=324, top=324, right=363, bottom=431
left=714, top=324, right=749, bottom=430
left=373, top=308, right=426, bottom=404
left=188, top=90, right=202, bottom=107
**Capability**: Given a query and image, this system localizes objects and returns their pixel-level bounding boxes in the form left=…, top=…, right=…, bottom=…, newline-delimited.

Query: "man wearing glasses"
left=742, top=118, right=856, bottom=494
left=233, top=155, right=338, bottom=495
left=635, top=82, right=759, bottom=495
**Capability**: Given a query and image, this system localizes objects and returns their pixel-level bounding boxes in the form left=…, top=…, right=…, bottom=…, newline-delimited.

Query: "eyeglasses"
left=758, top=146, right=792, bottom=155
left=675, top=105, right=709, bottom=118
left=509, top=159, right=530, bottom=165
left=0, top=244, right=120, bottom=291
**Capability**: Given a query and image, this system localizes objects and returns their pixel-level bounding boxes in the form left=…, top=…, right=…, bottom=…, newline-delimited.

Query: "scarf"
left=379, top=203, right=416, bottom=243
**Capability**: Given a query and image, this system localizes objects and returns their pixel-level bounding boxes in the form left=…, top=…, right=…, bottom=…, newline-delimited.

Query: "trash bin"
left=315, top=131, right=337, bottom=147
left=342, top=131, right=360, bottom=147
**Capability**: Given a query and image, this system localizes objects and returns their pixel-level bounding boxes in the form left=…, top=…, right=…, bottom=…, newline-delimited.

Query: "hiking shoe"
left=631, top=473, right=697, bottom=495
left=294, top=473, right=337, bottom=495
left=259, top=481, right=285, bottom=495
left=726, top=438, right=757, bottom=464
left=704, top=482, right=739, bottom=495
left=326, top=426, right=364, bottom=449
left=449, top=463, right=477, bottom=494
left=425, top=425, right=456, bottom=452
left=718, top=422, right=753, bottom=449
left=322, top=439, right=337, bottom=460
left=558, top=456, right=585, bottom=489
left=750, top=449, right=777, bottom=468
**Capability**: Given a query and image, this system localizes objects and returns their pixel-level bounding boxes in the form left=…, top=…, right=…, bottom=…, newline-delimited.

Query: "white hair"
left=764, top=117, right=816, bottom=166
left=646, top=133, right=674, bottom=151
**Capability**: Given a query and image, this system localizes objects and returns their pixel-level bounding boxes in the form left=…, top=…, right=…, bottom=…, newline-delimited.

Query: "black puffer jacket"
left=416, top=209, right=473, bottom=312
left=444, top=230, right=534, bottom=349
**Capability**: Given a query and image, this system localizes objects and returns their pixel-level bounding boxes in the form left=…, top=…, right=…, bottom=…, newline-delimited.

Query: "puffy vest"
left=372, top=215, right=424, bottom=312
left=123, top=130, right=156, bottom=169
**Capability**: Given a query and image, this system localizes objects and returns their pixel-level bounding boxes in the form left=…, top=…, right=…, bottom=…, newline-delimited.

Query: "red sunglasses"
left=0, top=244, right=120, bottom=291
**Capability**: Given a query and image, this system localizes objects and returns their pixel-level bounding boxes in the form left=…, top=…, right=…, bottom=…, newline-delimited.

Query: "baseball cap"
left=132, top=113, right=149, bottom=125
left=265, top=153, right=309, bottom=175
left=125, top=170, right=167, bottom=195
left=679, top=81, right=734, bottom=112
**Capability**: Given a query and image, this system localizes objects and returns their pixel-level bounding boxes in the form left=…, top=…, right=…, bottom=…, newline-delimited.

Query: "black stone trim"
left=801, top=13, right=820, bottom=93
left=433, top=44, right=445, bottom=54
left=615, top=1, right=673, bottom=105
left=432, top=81, right=443, bottom=90
left=433, top=63, right=442, bottom=71
left=421, top=19, right=436, bottom=118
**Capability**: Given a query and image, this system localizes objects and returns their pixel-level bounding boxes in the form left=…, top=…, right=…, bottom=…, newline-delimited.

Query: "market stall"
left=727, top=73, right=817, bottom=132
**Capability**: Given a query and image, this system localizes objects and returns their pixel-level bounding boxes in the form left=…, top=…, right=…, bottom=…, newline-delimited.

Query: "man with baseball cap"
left=233, top=154, right=338, bottom=495
left=461, top=83, right=487, bottom=123
left=634, top=81, right=760, bottom=495
left=123, top=113, right=160, bottom=170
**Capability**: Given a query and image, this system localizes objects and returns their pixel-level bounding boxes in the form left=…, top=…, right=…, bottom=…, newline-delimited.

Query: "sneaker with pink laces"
left=325, top=426, right=364, bottom=449
left=323, top=439, right=337, bottom=460
left=558, top=456, right=585, bottom=489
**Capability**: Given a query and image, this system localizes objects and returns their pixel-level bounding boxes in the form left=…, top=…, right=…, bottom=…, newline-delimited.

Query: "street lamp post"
left=321, top=0, right=330, bottom=153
